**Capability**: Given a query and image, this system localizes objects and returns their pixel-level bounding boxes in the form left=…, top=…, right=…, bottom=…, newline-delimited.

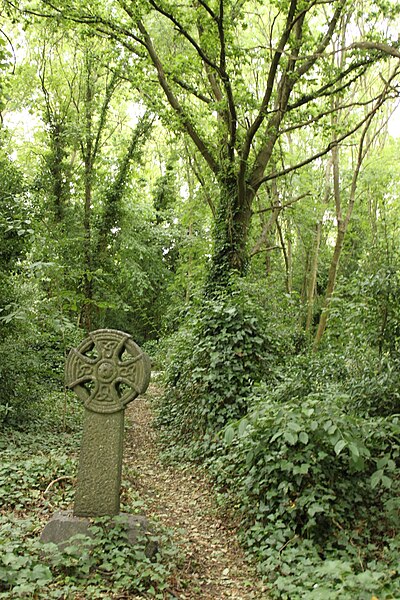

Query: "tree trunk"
left=313, top=88, right=382, bottom=349
left=96, top=114, right=152, bottom=259
left=276, top=217, right=292, bottom=294
left=49, top=121, right=68, bottom=223
left=206, top=173, right=251, bottom=291
left=305, top=221, right=322, bottom=332
left=80, top=154, right=93, bottom=332
left=80, top=59, right=94, bottom=332
left=313, top=223, right=345, bottom=349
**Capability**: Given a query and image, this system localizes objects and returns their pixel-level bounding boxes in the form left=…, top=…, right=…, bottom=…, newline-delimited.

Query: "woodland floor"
left=124, top=383, right=268, bottom=600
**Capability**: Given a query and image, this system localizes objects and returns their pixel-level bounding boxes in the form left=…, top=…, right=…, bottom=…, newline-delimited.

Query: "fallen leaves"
left=124, top=385, right=267, bottom=599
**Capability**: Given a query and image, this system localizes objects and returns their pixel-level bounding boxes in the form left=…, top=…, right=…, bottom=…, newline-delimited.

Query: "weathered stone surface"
left=40, top=510, right=93, bottom=548
left=40, top=510, right=157, bottom=557
left=74, top=410, right=124, bottom=517
left=63, top=329, right=150, bottom=518
left=65, top=328, right=151, bottom=414
left=41, top=329, right=152, bottom=550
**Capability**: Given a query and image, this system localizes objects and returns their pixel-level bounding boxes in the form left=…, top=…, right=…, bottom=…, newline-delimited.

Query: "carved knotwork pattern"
left=65, top=329, right=151, bottom=414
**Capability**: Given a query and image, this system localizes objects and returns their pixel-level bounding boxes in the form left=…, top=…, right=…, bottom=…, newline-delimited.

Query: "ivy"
left=158, top=284, right=286, bottom=441
left=0, top=413, right=182, bottom=599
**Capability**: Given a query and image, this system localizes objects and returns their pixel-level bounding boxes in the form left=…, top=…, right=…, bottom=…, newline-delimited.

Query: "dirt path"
left=124, top=384, right=267, bottom=600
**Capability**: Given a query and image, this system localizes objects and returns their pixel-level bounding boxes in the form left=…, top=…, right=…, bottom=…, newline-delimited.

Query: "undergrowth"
left=216, top=388, right=400, bottom=599
left=157, top=288, right=400, bottom=599
left=0, top=392, right=183, bottom=599
left=0, top=515, right=181, bottom=599
left=157, top=287, right=289, bottom=439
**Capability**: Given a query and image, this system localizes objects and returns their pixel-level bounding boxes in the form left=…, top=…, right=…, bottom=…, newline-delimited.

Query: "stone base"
left=40, top=510, right=157, bottom=557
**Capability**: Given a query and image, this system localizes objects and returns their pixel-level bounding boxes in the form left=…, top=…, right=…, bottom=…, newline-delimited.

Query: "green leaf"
left=308, top=503, right=325, bottom=516
left=293, top=463, right=310, bottom=475
left=224, top=426, right=235, bottom=445
left=287, top=421, right=302, bottom=432
left=299, top=431, right=309, bottom=445
left=371, top=469, right=383, bottom=489
left=299, top=463, right=310, bottom=474
left=245, top=450, right=254, bottom=466
left=29, top=564, right=52, bottom=582
left=377, top=456, right=388, bottom=469
left=238, top=418, right=249, bottom=436
left=270, top=430, right=284, bottom=443
left=381, top=475, right=392, bottom=489
left=348, top=442, right=360, bottom=459
left=284, top=431, right=298, bottom=445
left=334, top=439, right=347, bottom=455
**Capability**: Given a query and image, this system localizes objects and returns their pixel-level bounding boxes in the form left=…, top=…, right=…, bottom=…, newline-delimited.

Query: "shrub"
left=348, top=355, right=400, bottom=417
left=157, top=287, right=288, bottom=440
left=0, top=280, right=81, bottom=427
left=219, top=393, right=399, bottom=542
left=205, top=386, right=400, bottom=598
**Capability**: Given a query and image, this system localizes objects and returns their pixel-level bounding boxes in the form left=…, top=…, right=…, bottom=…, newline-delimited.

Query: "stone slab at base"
left=40, top=510, right=157, bottom=557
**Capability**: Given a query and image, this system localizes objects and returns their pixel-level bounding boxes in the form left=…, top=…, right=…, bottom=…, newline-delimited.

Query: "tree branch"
left=92, top=70, right=120, bottom=164
left=240, top=0, right=299, bottom=169
left=296, top=0, right=345, bottom=78
left=349, top=41, right=400, bottom=59
left=247, top=8, right=308, bottom=195
left=246, top=0, right=347, bottom=197
left=196, top=0, right=218, bottom=22
left=281, top=90, right=396, bottom=135
left=147, top=0, right=220, bottom=73
left=217, top=0, right=237, bottom=157
left=253, top=192, right=310, bottom=214
left=137, top=20, right=219, bottom=175
left=255, top=88, right=395, bottom=187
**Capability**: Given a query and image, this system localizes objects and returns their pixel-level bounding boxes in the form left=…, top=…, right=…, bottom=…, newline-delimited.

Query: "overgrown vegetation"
left=1, top=0, right=400, bottom=597
left=157, top=286, right=400, bottom=599
left=158, top=288, right=285, bottom=437
left=0, top=395, right=182, bottom=599
left=0, top=515, right=181, bottom=599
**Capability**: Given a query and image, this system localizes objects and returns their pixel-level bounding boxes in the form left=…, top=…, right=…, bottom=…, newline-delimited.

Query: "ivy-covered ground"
left=0, top=385, right=266, bottom=599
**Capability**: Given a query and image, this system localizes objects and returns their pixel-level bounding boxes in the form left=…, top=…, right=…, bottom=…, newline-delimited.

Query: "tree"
left=14, top=0, right=400, bottom=294
left=8, top=21, right=157, bottom=332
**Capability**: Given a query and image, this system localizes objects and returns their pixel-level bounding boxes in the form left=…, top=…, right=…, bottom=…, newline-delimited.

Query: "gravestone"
left=41, top=329, right=152, bottom=549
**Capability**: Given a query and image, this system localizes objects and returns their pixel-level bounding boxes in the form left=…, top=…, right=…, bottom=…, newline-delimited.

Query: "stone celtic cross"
left=65, top=329, right=150, bottom=517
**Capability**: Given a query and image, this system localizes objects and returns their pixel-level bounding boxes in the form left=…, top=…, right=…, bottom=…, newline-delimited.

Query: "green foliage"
left=0, top=519, right=53, bottom=600
left=0, top=275, right=81, bottom=426
left=158, top=314, right=400, bottom=598
left=100, top=207, right=174, bottom=343
left=0, top=3, right=399, bottom=597
left=204, top=378, right=399, bottom=597
left=0, top=449, right=76, bottom=512
left=0, top=147, right=30, bottom=271
left=0, top=515, right=180, bottom=599
left=158, top=285, right=288, bottom=440
left=0, top=392, right=81, bottom=511
left=0, top=404, right=181, bottom=599
left=218, top=392, right=399, bottom=539
left=260, top=538, right=400, bottom=600
left=348, top=356, right=400, bottom=417
left=327, top=262, right=400, bottom=359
